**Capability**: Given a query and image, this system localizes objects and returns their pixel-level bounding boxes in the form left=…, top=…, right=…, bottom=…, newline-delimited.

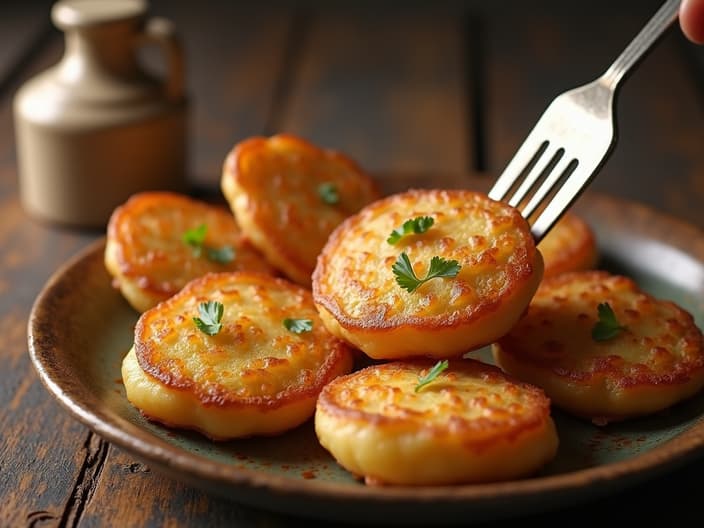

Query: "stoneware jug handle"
left=141, top=17, right=184, bottom=101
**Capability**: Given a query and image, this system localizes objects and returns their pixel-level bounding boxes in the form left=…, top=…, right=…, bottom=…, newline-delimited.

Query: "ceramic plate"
left=28, top=192, right=704, bottom=524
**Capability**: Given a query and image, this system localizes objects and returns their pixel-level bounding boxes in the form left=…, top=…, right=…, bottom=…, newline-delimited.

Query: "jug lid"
left=52, top=0, right=146, bottom=29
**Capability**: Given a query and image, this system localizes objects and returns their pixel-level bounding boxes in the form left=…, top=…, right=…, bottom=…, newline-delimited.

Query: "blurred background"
left=3, top=0, right=702, bottom=226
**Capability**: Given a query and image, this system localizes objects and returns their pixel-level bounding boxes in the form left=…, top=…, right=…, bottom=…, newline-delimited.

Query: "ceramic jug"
left=14, top=0, right=188, bottom=228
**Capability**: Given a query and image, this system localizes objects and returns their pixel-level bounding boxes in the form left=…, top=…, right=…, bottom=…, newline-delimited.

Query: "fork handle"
left=601, top=0, right=681, bottom=90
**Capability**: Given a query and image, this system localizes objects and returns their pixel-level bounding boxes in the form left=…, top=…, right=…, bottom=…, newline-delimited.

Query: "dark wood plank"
left=0, top=195, right=102, bottom=525
left=0, top=0, right=54, bottom=94
left=79, top=447, right=297, bottom=528
left=483, top=0, right=704, bottom=228
left=0, top=184, right=102, bottom=524
left=0, top=22, right=58, bottom=165
left=0, top=17, right=110, bottom=522
left=148, top=0, right=295, bottom=188
left=279, top=4, right=473, bottom=177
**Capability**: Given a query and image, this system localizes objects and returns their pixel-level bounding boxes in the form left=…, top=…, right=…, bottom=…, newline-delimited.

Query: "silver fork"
left=488, top=0, right=681, bottom=242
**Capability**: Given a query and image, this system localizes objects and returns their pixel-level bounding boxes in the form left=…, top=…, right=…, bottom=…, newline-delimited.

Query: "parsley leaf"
left=591, top=302, right=627, bottom=341
left=193, top=301, right=224, bottom=336
left=182, top=224, right=207, bottom=257
left=415, top=360, right=449, bottom=392
left=392, top=252, right=461, bottom=293
left=206, top=245, right=235, bottom=264
left=283, top=318, right=313, bottom=334
left=182, top=224, right=235, bottom=264
left=318, top=182, right=339, bottom=205
left=387, top=216, right=435, bottom=245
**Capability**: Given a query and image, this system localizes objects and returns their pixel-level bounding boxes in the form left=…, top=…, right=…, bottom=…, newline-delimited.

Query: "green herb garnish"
left=591, top=302, right=626, bottom=341
left=415, top=360, right=449, bottom=392
left=182, top=224, right=208, bottom=257
left=206, top=245, right=235, bottom=264
left=283, top=318, right=313, bottom=334
left=318, top=182, right=339, bottom=205
left=392, top=252, right=461, bottom=293
left=182, top=224, right=235, bottom=264
left=193, top=301, right=224, bottom=336
left=387, top=216, right=435, bottom=245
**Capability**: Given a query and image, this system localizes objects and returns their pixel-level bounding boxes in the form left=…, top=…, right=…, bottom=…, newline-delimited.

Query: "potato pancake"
left=538, top=212, right=598, bottom=278
left=221, top=134, right=381, bottom=286
left=105, top=191, right=275, bottom=312
left=312, top=189, right=544, bottom=359
left=315, top=359, right=558, bottom=485
left=122, top=272, right=354, bottom=440
left=494, top=271, right=704, bottom=424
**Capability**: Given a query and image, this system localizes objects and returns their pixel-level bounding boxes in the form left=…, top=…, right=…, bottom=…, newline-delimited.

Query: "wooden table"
left=3, top=0, right=704, bottom=526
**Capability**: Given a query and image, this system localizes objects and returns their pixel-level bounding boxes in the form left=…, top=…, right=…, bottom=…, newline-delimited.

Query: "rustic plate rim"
left=27, top=191, right=704, bottom=519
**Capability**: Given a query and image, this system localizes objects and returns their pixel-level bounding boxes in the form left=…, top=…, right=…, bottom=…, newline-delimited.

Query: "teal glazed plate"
left=28, top=192, right=704, bottom=525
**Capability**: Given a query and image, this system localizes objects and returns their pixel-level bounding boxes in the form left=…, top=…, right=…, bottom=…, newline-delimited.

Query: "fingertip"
left=681, top=0, right=704, bottom=44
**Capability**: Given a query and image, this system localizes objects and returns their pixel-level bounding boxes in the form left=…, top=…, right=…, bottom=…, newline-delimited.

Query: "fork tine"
left=530, top=165, right=593, bottom=241
left=507, top=146, right=563, bottom=208
left=489, top=0, right=679, bottom=243
left=521, top=155, right=577, bottom=219
left=487, top=140, right=547, bottom=202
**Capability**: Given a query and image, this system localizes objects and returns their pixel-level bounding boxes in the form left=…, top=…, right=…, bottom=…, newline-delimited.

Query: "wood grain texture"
left=0, top=195, right=101, bottom=527
left=482, top=0, right=704, bottom=228
left=278, top=4, right=472, bottom=176
left=148, top=0, right=294, bottom=188
left=79, top=447, right=296, bottom=528
left=0, top=12, right=104, bottom=526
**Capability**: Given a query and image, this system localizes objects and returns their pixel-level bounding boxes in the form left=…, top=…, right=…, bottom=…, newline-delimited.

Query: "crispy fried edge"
left=134, top=271, right=355, bottom=410
left=312, top=189, right=544, bottom=359
left=123, top=346, right=348, bottom=440
left=494, top=271, right=704, bottom=422
left=314, top=359, right=558, bottom=485
left=105, top=191, right=266, bottom=311
left=540, top=213, right=598, bottom=278
left=221, top=134, right=381, bottom=286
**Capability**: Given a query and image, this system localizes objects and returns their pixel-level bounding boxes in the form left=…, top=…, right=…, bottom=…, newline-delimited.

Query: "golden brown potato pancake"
left=313, top=189, right=544, bottom=359
left=538, top=212, right=598, bottom=278
left=315, top=359, right=558, bottom=485
left=221, top=134, right=381, bottom=286
left=122, top=271, right=354, bottom=440
left=105, top=191, right=275, bottom=312
left=494, top=271, right=704, bottom=424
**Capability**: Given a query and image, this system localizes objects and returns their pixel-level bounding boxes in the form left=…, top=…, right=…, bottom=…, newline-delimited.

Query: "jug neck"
left=58, top=22, right=142, bottom=83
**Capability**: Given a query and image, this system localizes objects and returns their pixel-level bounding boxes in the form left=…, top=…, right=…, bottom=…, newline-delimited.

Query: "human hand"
left=681, top=0, right=704, bottom=43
